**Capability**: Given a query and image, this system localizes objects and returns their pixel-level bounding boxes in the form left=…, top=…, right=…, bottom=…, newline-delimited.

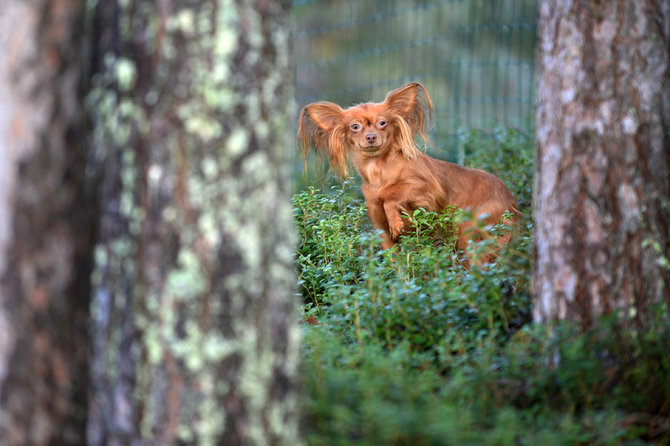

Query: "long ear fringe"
left=409, top=83, right=435, bottom=148
left=392, top=114, right=422, bottom=160
left=387, top=82, right=435, bottom=159
left=298, top=107, right=349, bottom=178
left=327, top=126, right=348, bottom=177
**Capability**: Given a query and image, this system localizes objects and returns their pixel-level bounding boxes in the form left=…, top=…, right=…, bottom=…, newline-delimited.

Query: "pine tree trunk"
left=87, top=1, right=300, bottom=444
left=534, top=0, right=670, bottom=328
left=0, top=1, right=92, bottom=444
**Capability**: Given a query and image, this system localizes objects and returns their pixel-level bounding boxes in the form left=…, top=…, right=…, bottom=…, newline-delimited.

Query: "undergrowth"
left=294, top=129, right=670, bottom=445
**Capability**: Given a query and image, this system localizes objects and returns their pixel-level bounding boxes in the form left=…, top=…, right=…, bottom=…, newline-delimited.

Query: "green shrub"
left=294, top=185, right=531, bottom=353
left=294, top=129, right=670, bottom=445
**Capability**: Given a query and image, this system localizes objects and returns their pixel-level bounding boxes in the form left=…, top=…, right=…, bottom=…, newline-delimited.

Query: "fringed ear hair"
left=384, top=82, right=434, bottom=156
left=298, top=102, right=349, bottom=177
left=391, top=115, right=421, bottom=160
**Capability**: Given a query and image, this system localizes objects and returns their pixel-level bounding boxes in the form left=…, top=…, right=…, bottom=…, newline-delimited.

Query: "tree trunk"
left=87, top=1, right=300, bottom=445
left=0, top=1, right=92, bottom=444
left=534, top=0, right=670, bottom=328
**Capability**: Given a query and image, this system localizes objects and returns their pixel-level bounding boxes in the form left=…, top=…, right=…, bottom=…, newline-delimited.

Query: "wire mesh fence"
left=293, top=0, right=536, bottom=161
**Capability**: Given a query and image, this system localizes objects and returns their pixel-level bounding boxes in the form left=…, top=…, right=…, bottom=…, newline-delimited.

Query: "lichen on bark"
left=88, top=1, right=300, bottom=444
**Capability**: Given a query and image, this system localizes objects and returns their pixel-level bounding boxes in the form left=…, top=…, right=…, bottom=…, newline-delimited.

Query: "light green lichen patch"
left=142, top=312, right=163, bottom=365
left=173, top=9, right=196, bottom=35
left=166, top=250, right=207, bottom=301
left=190, top=373, right=226, bottom=446
left=115, top=57, right=137, bottom=91
left=216, top=27, right=238, bottom=59
left=198, top=211, right=220, bottom=247
left=202, top=333, right=237, bottom=362
left=200, top=157, right=218, bottom=180
left=184, top=114, right=223, bottom=142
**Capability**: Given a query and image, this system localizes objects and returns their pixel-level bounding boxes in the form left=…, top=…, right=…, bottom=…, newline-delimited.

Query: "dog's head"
left=298, top=82, right=434, bottom=177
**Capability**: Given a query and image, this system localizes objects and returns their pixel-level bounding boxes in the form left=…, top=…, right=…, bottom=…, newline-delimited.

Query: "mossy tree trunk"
left=534, top=0, right=670, bottom=328
left=0, top=1, right=92, bottom=444
left=87, top=1, right=299, bottom=445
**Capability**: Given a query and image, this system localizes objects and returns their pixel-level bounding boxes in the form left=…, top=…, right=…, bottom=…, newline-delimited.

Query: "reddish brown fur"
left=298, top=82, right=518, bottom=263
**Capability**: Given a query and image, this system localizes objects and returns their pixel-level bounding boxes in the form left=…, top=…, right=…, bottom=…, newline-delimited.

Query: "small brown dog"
left=298, top=82, right=517, bottom=263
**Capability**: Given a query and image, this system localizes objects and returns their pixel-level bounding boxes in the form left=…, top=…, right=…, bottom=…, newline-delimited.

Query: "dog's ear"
left=299, top=102, right=344, bottom=132
left=298, top=102, right=349, bottom=177
left=385, top=83, right=424, bottom=115
left=384, top=83, right=434, bottom=158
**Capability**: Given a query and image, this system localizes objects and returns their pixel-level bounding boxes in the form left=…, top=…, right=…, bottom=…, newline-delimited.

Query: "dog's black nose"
left=365, top=133, right=377, bottom=143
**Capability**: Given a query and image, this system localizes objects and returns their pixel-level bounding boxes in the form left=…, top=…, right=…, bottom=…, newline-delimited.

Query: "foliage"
left=294, top=129, right=670, bottom=445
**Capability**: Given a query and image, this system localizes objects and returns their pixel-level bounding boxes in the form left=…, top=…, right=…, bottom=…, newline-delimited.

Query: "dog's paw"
left=388, top=217, right=405, bottom=240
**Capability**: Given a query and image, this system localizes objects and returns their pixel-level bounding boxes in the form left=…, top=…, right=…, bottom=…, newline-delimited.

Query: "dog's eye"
left=350, top=123, right=361, bottom=131
left=377, top=120, right=387, bottom=128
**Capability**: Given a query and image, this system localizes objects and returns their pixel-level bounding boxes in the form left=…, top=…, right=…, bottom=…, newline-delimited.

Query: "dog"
left=298, top=82, right=518, bottom=264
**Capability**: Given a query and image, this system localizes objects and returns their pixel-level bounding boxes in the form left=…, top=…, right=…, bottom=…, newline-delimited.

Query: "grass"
left=294, top=129, right=670, bottom=445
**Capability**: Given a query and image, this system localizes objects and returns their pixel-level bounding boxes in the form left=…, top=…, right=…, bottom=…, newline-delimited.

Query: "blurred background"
left=293, top=0, right=537, bottom=162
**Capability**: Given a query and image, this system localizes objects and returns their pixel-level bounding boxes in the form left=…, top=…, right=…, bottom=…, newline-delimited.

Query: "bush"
left=294, top=129, right=670, bottom=445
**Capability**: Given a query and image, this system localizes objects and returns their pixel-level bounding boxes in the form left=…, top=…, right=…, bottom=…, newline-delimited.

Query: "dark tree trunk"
left=87, top=1, right=300, bottom=444
left=0, top=1, right=92, bottom=444
left=534, top=0, right=670, bottom=328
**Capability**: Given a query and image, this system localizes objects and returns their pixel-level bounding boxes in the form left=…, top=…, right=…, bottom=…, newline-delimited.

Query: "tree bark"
left=0, top=1, right=92, bottom=444
left=534, top=0, right=670, bottom=328
left=87, top=1, right=300, bottom=445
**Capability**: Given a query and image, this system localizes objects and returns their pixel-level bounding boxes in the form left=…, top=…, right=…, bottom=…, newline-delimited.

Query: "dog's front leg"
left=383, top=199, right=405, bottom=242
left=364, top=197, right=395, bottom=249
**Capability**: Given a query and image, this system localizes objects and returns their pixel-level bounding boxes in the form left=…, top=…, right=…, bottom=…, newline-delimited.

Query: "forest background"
left=0, top=1, right=668, bottom=445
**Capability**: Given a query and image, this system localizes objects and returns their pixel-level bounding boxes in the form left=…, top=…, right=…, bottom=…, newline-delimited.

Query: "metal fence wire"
left=293, top=0, right=536, bottom=160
